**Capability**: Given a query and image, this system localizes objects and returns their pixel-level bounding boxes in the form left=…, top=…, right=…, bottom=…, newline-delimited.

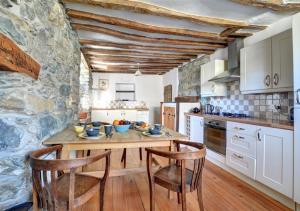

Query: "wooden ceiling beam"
left=68, top=9, right=229, bottom=42
left=92, top=70, right=166, bottom=75
left=72, top=23, right=226, bottom=48
left=63, top=0, right=265, bottom=29
left=231, top=0, right=300, bottom=12
left=87, top=56, right=190, bottom=63
left=91, top=64, right=177, bottom=70
left=80, top=39, right=216, bottom=54
left=83, top=49, right=198, bottom=59
left=220, top=27, right=240, bottom=37
left=90, top=61, right=181, bottom=67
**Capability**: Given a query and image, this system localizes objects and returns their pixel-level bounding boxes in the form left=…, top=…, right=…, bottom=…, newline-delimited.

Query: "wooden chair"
left=29, top=145, right=111, bottom=211
left=121, top=148, right=143, bottom=168
left=146, top=140, right=206, bottom=211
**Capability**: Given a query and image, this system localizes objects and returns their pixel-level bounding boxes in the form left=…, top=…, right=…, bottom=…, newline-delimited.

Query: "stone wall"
left=178, top=56, right=209, bottom=97
left=0, top=0, right=80, bottom=209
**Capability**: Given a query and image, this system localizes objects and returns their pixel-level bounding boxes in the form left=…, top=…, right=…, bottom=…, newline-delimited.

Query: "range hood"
left=209, top=38, right=244, bottom=83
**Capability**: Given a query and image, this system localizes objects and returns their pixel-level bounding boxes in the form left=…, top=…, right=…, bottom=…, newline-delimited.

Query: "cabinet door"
left=256, top=127, right=293, bottom=198
left=122, top=110, right=136, bottom=121
left=240, top=39, right=272, bottom=92
left=91, top=110, right=110, bottom=123
left=272, top=30, right=293, bottom=89
left=190, top=116, right=204, bottom=143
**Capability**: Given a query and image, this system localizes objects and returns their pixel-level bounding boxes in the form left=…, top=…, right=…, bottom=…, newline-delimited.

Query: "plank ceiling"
left=62, top=0, right=299, bottom=75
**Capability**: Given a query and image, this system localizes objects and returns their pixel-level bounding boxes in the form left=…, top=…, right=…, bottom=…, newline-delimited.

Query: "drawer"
left=226, top=148, right=256, bottom=179
left=227, top=121, right=258, bottom=137
left=227, top=131, right=257, bottom=157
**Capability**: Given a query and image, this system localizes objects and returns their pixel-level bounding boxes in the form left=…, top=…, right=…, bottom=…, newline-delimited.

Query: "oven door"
left=204, top=123, right=226, bottom=155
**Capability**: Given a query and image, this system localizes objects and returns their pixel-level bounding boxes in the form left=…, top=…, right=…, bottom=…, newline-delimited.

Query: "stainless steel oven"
left=204, top=119, right=226, bottom=155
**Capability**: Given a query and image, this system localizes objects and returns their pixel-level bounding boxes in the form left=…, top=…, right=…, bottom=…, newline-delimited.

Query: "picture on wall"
left=98, top=79, right=109, bottom=90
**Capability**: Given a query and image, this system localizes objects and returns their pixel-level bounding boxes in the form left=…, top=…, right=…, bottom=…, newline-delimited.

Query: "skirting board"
left=206, top=149, right=296, bottom=210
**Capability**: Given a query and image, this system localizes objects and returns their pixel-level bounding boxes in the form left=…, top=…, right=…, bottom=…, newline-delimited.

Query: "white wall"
left=210, top=47, right=228, bottom=61
left=162, top=68, right=178, bottom=101
left=92, top=73, right=163, bottom=124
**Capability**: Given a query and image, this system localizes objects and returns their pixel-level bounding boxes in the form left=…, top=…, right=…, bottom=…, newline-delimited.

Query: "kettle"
left=192, top=107, right=200, bottom=113
left=205, top=104, right=214, bottom=114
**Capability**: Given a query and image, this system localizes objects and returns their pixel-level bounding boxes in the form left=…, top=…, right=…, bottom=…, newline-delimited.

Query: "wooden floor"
left=79, top=148, right=291, bottom=211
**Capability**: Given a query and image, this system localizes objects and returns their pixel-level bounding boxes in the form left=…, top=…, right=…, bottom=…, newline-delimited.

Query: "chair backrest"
left=29, top=145, right=110, bottom=210
left=173, top=140, right=206, bottom=192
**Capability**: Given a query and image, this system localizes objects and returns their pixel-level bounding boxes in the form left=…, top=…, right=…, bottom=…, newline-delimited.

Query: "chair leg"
left=100, top=183, right=105, bottom=211
left=197, top=187, right=204, bottom=211
left=149, top=182, right=155, bottom=211
left=139, top=148, right=143, bottom=161
left=121, top=148, right=127, bottom=168
left=177, top=192, right=181, bottom=204
left=181, top=192, right=187, bottom=211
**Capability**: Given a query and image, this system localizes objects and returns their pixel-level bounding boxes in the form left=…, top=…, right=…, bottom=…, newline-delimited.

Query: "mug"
left=104, top=125, right=113, bottom=137
left=154, top=124, right=161, bottom=131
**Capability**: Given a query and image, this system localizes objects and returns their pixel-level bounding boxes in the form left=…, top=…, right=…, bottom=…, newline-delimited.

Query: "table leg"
left=61, top=145, right=70, bottom=159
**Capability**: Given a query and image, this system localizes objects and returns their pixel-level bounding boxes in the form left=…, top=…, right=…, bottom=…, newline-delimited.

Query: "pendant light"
left=134, top=63, right=142, bottom=76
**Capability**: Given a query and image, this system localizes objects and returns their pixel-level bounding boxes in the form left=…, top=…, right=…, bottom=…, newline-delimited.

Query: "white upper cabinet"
left=240, top=29, right=293, bottom=94
left=240, top=39, right=272, bottom=93
left=201, top=60, right=227, bottom=97
left=272, top=30, right=293, bottom=90
left=256, top=127, right=294, bottom=198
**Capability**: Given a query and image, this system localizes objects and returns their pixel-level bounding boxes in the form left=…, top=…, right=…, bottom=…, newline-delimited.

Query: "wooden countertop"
left=185, top=112, right=294, bottom=131
left=43, top=126, right=187, bottom=145
left=92, top=108, right=149, bottom=111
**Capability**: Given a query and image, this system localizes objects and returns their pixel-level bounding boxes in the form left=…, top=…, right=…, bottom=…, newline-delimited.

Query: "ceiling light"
left=134, top=63, right=142, bottom=76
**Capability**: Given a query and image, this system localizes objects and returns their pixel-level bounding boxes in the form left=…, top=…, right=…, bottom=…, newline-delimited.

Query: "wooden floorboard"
left=81, top=148, right=291, bottom=211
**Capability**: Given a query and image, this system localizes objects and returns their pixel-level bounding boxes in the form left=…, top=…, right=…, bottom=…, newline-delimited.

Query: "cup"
left=104, top=125, right=113, bottom=137
left=154, top=124, right=161, bottom=131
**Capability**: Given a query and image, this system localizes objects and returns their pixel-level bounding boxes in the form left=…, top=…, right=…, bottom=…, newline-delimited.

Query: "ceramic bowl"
left=74, top=125, right=84, bottom=134
left=92, top=121, right=102, bottom=127
left=114, top=124, right=130, bottom=133
left=86, top=128, right=99, bottom=137
left=149, top=128, right=161, bottom=135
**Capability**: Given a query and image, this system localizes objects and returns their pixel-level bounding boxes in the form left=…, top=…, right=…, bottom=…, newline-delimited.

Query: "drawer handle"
left=233, top=127, right=245, bottom=131
left=233, top=153, right=244, bottom=159
left=233, top=135, right=245, bottom=140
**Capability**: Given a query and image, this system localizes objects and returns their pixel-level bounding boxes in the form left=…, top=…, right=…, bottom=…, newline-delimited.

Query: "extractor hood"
left=209, top=38, right=244, bottom=83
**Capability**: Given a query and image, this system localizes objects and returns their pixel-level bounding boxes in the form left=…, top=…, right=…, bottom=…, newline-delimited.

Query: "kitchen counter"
left=92, top=108, right=149, bottom=111
left=185, top=112, right=294, bottom=131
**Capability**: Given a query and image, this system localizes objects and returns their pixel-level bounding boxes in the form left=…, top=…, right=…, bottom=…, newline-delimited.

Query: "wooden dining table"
left=43, top=126, right=188, bottom=177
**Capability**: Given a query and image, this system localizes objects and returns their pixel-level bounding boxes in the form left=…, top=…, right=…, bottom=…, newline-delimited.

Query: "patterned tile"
left=202, top=81, right=293, bottom=120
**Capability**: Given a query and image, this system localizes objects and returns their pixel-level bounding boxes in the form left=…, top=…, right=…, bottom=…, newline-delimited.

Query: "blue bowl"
left=86, top=128, right=99, bottom=137
left=149, top=128, right=161, bottom=135
left=114, top=124, right=130, bottom=133
left=92, top=121, right=101, bottom=127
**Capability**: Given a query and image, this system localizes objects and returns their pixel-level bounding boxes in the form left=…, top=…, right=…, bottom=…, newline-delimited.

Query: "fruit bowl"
left=114, top=124, right=130, bottom=133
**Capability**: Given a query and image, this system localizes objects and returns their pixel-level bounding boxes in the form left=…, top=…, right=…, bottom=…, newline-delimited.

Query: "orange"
left=113, top=120, right=119, bottom=125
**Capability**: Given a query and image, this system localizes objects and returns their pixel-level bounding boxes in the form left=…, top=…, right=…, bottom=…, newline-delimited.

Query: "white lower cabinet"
left=256, top=127, right=294, bottom=198
left=92, top=109, right=150, bottom=124
left=226, top=148, right=256, bottom=179
left=226, top=122, right=294, bottom=198
left=189, top=115, right=204, bottom=143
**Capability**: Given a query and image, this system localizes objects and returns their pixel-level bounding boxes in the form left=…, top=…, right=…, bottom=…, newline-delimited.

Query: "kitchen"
left=1, top=1, right=300, bottom=211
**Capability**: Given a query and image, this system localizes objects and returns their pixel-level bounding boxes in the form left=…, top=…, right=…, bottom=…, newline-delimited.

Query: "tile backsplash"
left=201, top=81, right=294, bottom=121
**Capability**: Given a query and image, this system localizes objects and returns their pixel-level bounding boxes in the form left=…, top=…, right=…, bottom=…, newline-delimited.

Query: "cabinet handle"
left=233, top=153, right=244, bottom=159
left=297, top=89, right=300, bottom=105
left=233, top=127, right=245, bottom=131
left=265, top=75, right=271, bottom=87
left=238, top=136, right=245, bottom=139
left=273, top=73, right=279, bottom=86
left=257, top=129, right=262, bottom=142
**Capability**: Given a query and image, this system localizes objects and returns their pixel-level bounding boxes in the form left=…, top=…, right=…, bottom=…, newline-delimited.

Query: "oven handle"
left=204, top=124, right=226, bottom=130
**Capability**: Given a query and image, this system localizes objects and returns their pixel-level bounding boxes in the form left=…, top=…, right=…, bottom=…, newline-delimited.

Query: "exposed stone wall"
left=79, top=54, right=92, bottom=112
left=0, top=0, right=80, bottom=209
left=178, top=56, right=209, bottom=97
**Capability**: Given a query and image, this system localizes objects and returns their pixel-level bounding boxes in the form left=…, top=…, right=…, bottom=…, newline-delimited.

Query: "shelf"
left=116, top=90, right=135, bottom=93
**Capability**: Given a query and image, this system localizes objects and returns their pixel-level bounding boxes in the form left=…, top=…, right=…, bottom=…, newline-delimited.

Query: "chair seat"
left=154, top=164, right=193, bottom=192
left=56, top=173, right=100, bottom=202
